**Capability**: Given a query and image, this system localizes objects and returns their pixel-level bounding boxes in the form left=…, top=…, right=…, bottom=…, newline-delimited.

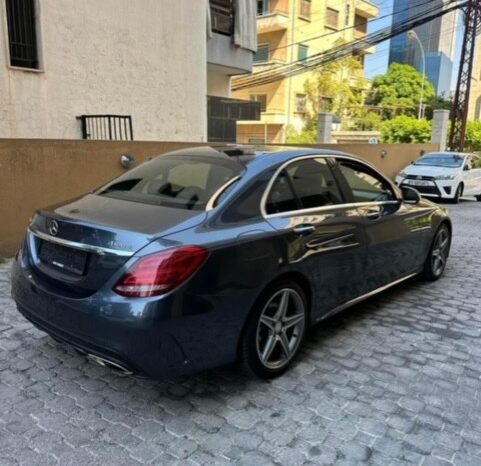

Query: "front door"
left=263, top=157, right=367, bottom=321
left=333, top=158, right=434, bottom=291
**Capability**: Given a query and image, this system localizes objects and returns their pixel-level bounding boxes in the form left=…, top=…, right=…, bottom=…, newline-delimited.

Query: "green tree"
left=466, top=120, right=481, bottom=152
left=286, top=46, right=367, bottom=143
left=381, top=115, right=432, bottom=143
left=367, top=63, right=436, bottom=117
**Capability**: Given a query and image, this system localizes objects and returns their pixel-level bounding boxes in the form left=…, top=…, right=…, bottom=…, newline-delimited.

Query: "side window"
left=265, top=170, right=299, bottom=214
left=338, top=162, right=395, bottom=203
left=286, top=158, right=342, bottom=208
left=466, top=156, right=477, bottom=170
left=265, top=158, right=343, bottom=214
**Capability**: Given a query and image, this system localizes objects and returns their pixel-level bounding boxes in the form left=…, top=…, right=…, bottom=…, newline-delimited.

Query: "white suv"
left=395, top=152, right=481, bottom=203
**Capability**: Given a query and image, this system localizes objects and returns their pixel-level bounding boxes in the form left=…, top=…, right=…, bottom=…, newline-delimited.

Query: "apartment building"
left=233, top=0, right=379, bottom=144
left=0, top=0, right=259, bottom=142
left=468, top=39, right=481, bottom=121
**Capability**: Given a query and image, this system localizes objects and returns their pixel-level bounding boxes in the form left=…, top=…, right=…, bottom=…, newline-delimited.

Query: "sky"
left=364, top=0, right=394, bottom=81
left=364, top=0, right=463, bottom=91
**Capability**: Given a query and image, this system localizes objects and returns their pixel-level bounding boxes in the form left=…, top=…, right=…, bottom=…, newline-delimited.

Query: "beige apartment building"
left=233, top=0, right=379, bottom=144
left=468, top=41, right=481, bottom=121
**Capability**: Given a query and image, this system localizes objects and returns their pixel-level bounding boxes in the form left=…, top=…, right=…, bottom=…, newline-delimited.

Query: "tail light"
left=113, top=246, right=209, bottom=298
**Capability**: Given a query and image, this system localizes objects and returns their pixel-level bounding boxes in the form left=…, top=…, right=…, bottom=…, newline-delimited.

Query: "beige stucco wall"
left=0, top=0, right=208, bottom=141
left=207, top=68, right=232, bottom=98
left=0, top=139, right=438, bottom=256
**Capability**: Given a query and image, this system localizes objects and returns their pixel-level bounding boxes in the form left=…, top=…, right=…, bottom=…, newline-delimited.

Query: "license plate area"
left=38, top=240, right=88, bottom=276
left=404, top=179, right=434, bottom=187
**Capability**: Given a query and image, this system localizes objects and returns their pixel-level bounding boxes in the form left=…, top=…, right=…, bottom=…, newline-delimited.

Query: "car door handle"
left=293, top=224, right=315, bottom=236
left=366, top=209, right=381, bottom=220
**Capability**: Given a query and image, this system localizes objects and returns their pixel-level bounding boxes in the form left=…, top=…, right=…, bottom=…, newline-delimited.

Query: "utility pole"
left=449, top=0, right=481, bottom=152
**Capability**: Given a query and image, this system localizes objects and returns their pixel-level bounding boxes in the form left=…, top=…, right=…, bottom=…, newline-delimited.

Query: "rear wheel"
left=476, top=195, right=481, bottom=202
left=422, top=224, right=451, bottom=281
left=453, top=184, right=463, bottom=203
left=239, top=280, right=307, bottom=379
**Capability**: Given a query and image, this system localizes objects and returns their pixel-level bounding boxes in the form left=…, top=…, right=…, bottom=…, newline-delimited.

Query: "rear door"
left=332, top=158, right=433, bottom=291
left=264, top=157, right=368, bottom=321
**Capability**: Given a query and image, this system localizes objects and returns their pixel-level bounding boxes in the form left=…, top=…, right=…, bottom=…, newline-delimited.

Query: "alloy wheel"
left=256, top=288, right=306, bottom=370
left=431, top=227, right=450, bottom=277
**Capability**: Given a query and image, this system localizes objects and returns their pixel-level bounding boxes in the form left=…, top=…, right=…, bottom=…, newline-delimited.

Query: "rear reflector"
left=113, top=246, right=208, bottom=298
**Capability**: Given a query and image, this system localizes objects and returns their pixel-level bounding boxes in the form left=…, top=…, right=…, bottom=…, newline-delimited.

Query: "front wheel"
left=239, top=281, right=307, bottom=379
left=453, top=184, right=463, bottom=204
left=422, top=224, right=451, bottom=281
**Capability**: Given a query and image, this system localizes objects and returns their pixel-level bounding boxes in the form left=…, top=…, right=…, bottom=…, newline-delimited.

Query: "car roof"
left=161, top=145, right=361, bottom=170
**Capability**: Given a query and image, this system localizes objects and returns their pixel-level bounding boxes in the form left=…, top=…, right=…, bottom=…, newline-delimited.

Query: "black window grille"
left=207, top=96, right=260, bottom=143
left=77, top=115, right=134, bottom=141
left=5, top=0, right=39, bottom=69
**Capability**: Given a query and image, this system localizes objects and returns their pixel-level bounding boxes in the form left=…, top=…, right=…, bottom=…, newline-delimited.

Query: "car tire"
left=421, top=224, right=451, bottom=281
left=476, top=195, right=481, bottom=202
left=239, top=280, right=308, bottom=379
left=453, top=184, right=463, bottom=204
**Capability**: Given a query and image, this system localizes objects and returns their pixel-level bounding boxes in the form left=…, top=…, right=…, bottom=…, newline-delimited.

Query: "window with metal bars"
left=77, top=115, right=134, bottom=141
left=5, top=0, right=39, bottom=69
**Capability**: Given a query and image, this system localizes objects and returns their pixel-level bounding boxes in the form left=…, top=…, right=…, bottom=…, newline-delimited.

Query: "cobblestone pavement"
left=1, top=202, right=481, bottom=465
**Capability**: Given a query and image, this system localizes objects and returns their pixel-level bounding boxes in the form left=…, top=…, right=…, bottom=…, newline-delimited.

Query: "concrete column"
left=317, top=113, right=333, bottom=144
left=431, top=109, right=450, bottom=151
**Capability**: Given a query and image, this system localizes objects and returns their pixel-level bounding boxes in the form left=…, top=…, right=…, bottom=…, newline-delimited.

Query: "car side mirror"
left=464, top=164, right=470, bottom=171
left=401, top=186, right=421, bottom=204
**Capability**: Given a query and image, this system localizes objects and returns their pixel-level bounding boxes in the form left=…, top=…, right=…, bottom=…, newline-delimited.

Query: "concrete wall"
left=0, top=0, right=207, bottom=141
left=0, top=139, right=438, bottom=256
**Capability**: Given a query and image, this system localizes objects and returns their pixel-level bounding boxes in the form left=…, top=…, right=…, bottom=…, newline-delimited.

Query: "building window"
left=325, top=7, right=339, bottom=30
left=5, top=0, right=39, bottom=69
left=250, top=94, right=267, bottom=112
left=254, top=44, right=270, bottom=63
left=295, top=94, right=306, bottom=113
left=354, top=15, right=367, bottom=36
left=298, top=44, right=309, bottom=64
left=257, top=0, right=269, bottom=16
left=299, top=0, right=311, bottom=19
left=77, top=115, right=134, bottom=140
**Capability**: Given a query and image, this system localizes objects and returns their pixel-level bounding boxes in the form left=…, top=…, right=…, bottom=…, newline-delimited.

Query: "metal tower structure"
left=449, top=0, right=481, bottom=152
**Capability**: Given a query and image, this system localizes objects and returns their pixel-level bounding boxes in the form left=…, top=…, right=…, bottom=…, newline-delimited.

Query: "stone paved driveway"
left=1, top=202, right=481, bottom=465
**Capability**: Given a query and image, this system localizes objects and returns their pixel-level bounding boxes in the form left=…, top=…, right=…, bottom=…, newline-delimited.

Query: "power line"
left=233, top=0, right=466, bottom=91
left=265, top=0, right=441, bottom=54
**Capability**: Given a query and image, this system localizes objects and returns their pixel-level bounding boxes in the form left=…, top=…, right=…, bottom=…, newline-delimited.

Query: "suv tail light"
left=113, top=246, right=209, bottom=298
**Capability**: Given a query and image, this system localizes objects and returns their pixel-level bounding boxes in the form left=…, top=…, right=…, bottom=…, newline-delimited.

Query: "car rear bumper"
left=10, top=258, right=250, bottom=379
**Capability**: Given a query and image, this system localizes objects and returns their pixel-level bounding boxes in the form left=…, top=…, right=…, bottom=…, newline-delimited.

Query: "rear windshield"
left=97, top=155, right=243, bottom=210
left=414, top=153, right=464, bottom=168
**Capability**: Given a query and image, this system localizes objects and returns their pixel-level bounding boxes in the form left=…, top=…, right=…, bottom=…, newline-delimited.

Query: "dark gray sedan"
left=11, top=146, right=451, bottom=379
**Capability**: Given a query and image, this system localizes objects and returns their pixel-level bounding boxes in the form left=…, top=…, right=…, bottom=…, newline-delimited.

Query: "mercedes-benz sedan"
left=11, top=146, right=452, bottom=379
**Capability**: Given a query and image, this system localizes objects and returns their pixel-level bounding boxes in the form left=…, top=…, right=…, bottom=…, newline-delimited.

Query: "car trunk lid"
left=27, top=194, right=207, bottom=296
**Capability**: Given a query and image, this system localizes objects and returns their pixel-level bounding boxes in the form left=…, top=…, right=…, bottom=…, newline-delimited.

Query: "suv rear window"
left=97, top=155, right=243, bottom=211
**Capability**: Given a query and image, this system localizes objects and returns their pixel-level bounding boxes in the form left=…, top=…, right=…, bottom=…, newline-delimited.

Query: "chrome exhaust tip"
left=87, top=354, right=134, bottom=375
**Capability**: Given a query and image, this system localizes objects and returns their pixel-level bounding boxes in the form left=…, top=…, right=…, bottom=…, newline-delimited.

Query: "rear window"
left=97, top=155, right=243, bottom=210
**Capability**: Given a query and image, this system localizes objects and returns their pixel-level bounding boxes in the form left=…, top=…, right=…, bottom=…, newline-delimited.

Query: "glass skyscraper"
left=388, top=0, right=458, bottom=96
